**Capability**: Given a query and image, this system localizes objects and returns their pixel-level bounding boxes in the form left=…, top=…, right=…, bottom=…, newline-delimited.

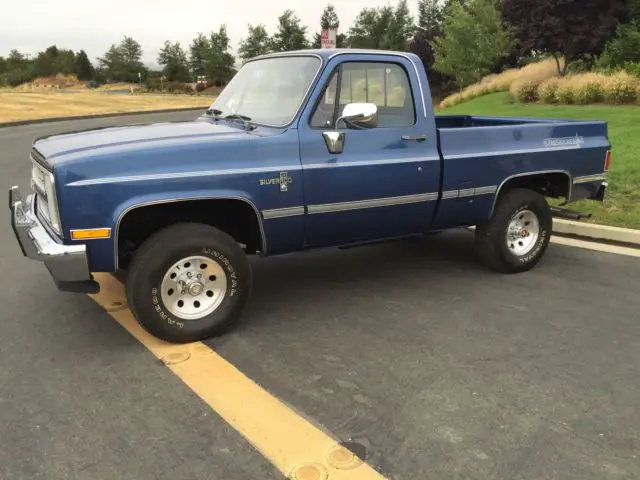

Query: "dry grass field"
left=0, top=91, right=216, bottom=123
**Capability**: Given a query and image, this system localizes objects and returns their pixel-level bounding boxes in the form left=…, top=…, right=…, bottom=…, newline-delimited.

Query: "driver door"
left=298, top=57, right=441, bottom=247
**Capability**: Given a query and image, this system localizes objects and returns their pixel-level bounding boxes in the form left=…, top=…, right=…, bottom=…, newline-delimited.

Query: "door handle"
left=402, top=134, right=428, bottom=142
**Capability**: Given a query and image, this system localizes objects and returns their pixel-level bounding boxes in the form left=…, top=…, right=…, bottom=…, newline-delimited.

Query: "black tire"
left=125, top=223, right=251, bottom=343
left=475, top=188, right=552, bottom=274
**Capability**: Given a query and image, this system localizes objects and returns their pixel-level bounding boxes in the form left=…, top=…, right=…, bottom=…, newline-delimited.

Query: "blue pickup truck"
left=10, top=49, right=610, bottom=343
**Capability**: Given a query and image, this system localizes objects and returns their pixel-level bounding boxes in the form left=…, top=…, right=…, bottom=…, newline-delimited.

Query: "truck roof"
left=252, top=48, right=418, bottom=62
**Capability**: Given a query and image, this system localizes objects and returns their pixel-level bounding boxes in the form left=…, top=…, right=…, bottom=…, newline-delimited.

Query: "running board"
left=550, top=207, right=592, bottom=221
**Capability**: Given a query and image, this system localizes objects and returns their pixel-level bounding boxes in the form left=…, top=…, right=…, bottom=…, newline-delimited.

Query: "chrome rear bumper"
left=9, top=186, right=99, bottom=293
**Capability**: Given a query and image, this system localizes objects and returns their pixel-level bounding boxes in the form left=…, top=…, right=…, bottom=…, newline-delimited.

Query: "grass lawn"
left=440, top=92, right=640, bottom=230
left=0, top=91, right=216, bottom=124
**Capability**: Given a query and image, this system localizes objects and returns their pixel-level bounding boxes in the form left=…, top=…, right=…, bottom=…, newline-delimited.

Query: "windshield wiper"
left=205, top=108, right=223, bottom=116
left=222, top=114, right=252, bottom=122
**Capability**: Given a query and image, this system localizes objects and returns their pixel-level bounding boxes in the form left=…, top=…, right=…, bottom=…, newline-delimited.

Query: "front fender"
left=110, top=189, right=265, bottom=271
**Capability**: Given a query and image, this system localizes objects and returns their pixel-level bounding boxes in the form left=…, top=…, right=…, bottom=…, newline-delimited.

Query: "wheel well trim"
left=490, top=170, right=573, bottom=217
left=113, top=196, right=267, bottom=270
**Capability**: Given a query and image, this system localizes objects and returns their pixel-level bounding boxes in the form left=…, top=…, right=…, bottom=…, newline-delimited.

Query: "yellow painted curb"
left=89, top=273, right=386, bottom=480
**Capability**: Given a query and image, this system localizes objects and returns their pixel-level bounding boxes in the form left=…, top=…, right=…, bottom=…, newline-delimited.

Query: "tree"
left=596, top=23, right=640, bottom=69
left=502, top=0, right=629, bottom=75
left=98, top=36, right=147, bottom=82
left=380, top=0, right=415, bottom=51
left=75, top=50, right=95, bottom=80
left=433, top=0, right=515, bottom=88
left=410, top=0, right=450, bottom=92
left=271, top=10, right=310, bottom=52
left=311, top=4, right=347, bottom=48
left=2, top=50, right=35, bottom=86
left=347, top=6, right=395, bottom=49
left=207, top=25, right=236, bottom=84
left=189, top=33, right=210, bottom=80
left=238, top=24, right=272, bottom=62
left=418, top=0, right=446, bottom=34
left=33, top=45, right=59, bottom=77
left=158, top=41, right=190, bottom=82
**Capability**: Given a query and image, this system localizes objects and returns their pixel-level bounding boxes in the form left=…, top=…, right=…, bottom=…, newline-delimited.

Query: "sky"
left=0, top=0, right=419, bottom=69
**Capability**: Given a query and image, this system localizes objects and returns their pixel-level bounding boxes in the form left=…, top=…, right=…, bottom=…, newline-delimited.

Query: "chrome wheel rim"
left=160, top=256, right=227, bottom=320
left=506, top=209, right=540, bottom=256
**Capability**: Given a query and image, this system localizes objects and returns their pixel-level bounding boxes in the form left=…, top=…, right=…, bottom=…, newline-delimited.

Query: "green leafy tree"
left=596, top=23, right=640, bottom=69
left=381, top=0, right=415, bottom=51
left=75, top=50, right=95, bottom=80
left=433, top=0, right=515, bottom=88
left=347, top=6, right=392, bottom=48
left=2, top=50, right=35, bottom=86
left=98, top=36, right=147, bottom=82
left=189, top=33, right=210, bottom=79
left=6, top=50, right=29, bottom=70
left=271, top=10, right=310, bottom=52
left=0, top=56, right=6, bottom=75
left=207, top=25, right=236, bottom=84
left=411, top=0, right=450, bottom=91
left=33, top=45, right=59, bottom=77
left=158, top=40, right=190, bottom=82
left=30, top=45, right=75, bottom=78
left=418, top=0, right=446, bottom=34
left=238, top=24, right=272, bottom=62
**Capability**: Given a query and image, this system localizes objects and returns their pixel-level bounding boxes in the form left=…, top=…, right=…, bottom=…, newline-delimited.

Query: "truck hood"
left=33, top=118, right=250, bottom=164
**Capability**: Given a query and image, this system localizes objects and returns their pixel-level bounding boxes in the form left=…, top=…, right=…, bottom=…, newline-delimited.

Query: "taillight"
left=604, top=150, right=612, bottom=172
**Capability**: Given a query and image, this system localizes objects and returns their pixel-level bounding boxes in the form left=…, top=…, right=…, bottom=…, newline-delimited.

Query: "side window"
left=310, top=70, right=339, bottom=129
left=339, top=62, right=415, bottom=128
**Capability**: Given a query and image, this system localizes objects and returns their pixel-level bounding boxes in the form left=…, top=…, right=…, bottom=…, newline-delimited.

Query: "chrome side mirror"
left=338, top=102, right=378, bottom=129
left=322, top=103, right=378, bottom=154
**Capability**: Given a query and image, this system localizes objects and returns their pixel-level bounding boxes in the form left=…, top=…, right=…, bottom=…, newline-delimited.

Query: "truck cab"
left=9, top=49, right=610, bottom=343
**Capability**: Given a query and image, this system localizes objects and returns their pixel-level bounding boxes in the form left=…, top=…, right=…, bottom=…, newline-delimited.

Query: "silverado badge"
left=260, top=172, right=293, bottom=192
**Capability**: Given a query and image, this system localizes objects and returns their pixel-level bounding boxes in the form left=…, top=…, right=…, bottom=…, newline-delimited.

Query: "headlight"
left=31, top=160, right=62, bottom=235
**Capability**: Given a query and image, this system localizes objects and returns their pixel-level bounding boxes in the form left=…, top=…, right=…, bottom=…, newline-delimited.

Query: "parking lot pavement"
left=3, top=113, right=640, bottom=480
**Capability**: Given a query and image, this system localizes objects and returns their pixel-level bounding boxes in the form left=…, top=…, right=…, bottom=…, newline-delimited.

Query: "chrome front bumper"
left=9, top=186, right=99, bottom=293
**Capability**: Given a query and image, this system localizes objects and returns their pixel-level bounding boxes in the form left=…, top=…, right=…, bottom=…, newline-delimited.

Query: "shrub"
left=602, top=72, right=638, bottom=104
left=195, top=82, right=206, bottom=93
left=510, top=79, right=539, bottom=103
left=165, top=82, right=193, bottom=94
left=554, top=79, right=575, bottom=104
left=144, top=77, right=161, bottom=92
left=623, top=61, right=640, bottom=77
left=537, top=77, right=560, bottom=104
left=438, top=57, right=561, bottom=109
left=571, top=73, right=605, bottom=105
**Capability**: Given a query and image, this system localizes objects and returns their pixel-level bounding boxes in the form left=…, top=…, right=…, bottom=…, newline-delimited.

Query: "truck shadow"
left=238, top=229, right=488, bottom=331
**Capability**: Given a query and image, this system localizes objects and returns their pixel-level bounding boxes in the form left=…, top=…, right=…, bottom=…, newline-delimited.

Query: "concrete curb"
left=0, top=107, right=206, bottom=129
left=553, top=218, right=640, bottom=247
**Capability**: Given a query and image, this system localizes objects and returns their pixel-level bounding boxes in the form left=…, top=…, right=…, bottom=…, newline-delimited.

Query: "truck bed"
left=431, top=115, right=610, bottom=230
left=435, top=114, right=567, bottom=128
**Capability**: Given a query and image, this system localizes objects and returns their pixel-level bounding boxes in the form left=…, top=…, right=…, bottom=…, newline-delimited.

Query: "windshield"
left=209, top=55, right=321, bottom=127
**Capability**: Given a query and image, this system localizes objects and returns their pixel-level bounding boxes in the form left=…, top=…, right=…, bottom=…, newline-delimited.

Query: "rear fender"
left=489, top=170, right=573, bottom=217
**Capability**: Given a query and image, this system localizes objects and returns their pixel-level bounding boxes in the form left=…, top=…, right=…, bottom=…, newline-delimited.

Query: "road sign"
left=321, top=29, right=337, bottom=49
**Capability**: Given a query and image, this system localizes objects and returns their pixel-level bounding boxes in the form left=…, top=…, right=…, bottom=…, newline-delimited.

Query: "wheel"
left=125, top=223, right=252, bottom=343
left=475, top=188, right=552, bottom=274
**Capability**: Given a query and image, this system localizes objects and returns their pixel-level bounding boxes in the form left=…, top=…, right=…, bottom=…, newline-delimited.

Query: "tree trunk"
left=552, top=53, right=564, bottom=76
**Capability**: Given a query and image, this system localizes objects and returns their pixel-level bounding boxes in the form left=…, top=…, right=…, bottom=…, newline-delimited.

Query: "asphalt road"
left=2, top=112, right=639, bottom=480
